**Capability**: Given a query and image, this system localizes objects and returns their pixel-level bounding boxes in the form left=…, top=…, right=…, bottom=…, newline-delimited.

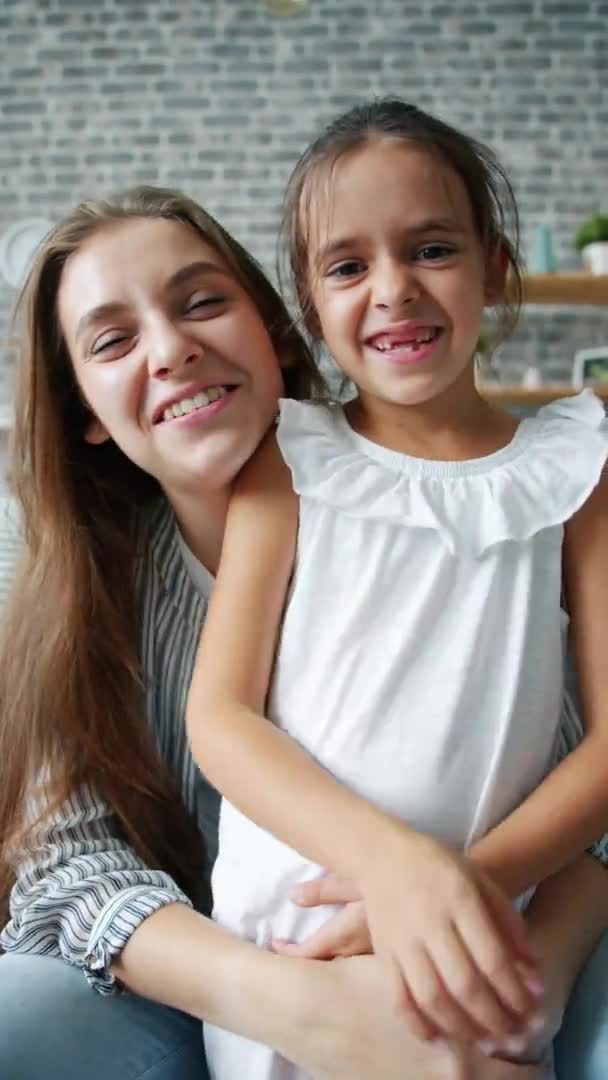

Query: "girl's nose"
left=372, top=260, right=421, bottom=313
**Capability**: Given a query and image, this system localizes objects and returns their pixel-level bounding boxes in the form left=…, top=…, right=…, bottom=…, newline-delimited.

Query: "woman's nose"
left=148, top=320, right=204, bottom=378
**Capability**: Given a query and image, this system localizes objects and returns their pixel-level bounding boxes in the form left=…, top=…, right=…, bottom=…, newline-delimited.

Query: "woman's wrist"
left=112, top=902, right=312, bottom=1057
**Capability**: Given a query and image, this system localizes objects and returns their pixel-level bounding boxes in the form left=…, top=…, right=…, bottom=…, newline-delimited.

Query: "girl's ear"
left=484, top=243, right=510, bottom=305
left=84, top=416, right=110, bottom=445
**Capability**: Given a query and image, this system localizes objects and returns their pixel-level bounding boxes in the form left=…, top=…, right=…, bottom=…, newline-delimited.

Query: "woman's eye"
left=416, top=243, right=455, bottom=261
left=327, top=260, right=365, bottom=279
left=185, top=295, right=225, bottom=314
left=90, top=333, right=131, bottom=357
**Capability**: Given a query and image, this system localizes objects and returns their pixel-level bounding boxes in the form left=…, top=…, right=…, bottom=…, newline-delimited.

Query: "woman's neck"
left=163, top=484, right=231, bottom=576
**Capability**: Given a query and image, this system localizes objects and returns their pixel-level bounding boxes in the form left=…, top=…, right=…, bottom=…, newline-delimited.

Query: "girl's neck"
left=346, top=371, right=517, bottom=463
left=163, top=483, right=231, bottom=576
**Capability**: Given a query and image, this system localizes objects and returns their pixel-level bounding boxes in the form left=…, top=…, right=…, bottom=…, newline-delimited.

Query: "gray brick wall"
left=0, top=0, right=607, bottom=445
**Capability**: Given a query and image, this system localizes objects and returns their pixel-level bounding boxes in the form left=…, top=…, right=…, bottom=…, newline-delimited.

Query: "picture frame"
left=572, top=347, right=608, bottom=388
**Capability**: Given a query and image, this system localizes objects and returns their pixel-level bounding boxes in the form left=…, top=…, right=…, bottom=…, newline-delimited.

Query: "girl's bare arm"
left=469, top=476, right=608, bottom=898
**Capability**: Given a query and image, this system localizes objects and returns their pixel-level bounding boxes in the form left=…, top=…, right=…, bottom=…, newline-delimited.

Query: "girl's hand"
left=273, top=899, right=372, bottom=959
left=361, top=829, right=544, bottom=1045
left=287, top=953, right=470, bottom=1079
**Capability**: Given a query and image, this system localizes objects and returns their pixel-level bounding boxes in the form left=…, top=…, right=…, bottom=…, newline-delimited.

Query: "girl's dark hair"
left=281, top=98, right=523, bottom=356
left=0, top=185, right=322, bottom=929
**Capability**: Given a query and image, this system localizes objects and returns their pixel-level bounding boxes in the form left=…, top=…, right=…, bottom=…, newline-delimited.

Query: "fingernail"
left=527, top=1013, right=545, bottom=1034
left=478, top=1040, right=498, bottom=1056
left=270, top=938, right=291, bottom=950
left=289, top=886, right=305, bottom=902
left=504, top=1035, right=528, bottom=1055
left=524, top=976, right=545, bottom=997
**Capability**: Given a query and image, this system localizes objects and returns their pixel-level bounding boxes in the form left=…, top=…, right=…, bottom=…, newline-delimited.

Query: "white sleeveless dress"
left=205, top=390, right=608, bottom=1080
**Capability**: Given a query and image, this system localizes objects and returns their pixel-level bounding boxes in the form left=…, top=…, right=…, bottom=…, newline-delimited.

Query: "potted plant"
left=575, top=213, right=608, bottom=275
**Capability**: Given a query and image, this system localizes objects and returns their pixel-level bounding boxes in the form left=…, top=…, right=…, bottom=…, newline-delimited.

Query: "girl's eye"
left=326, top=259, right=366, bottom=279
left=185, top=294, right=225, bottom=315
left=416, top=243, right=455, bottom=261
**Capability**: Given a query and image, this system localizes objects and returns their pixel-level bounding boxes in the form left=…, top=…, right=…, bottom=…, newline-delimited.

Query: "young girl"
left=188, top=101, right=608, bottom=1080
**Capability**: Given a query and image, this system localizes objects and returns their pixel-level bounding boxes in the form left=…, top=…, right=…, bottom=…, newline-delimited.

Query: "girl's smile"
left=364, top=321, right=445, bottom=367
left=308, top=139, right=504, bottom=420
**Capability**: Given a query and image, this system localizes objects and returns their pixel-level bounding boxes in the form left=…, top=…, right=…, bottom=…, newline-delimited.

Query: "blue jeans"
left=555, top=930, right=608, bottom=1078
left=0, top=953, right=207, bottom=1080
left=1, top=939, right=608, bottom=1079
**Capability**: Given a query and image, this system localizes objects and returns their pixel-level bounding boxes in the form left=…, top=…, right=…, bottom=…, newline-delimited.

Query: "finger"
left=432, top=921, right=523, bottom=1041
left=272, top=936, right=338, bottom=959
left=480, top=878, right=542, bottom=975
left=289, top=875, right=360, bottom=907
left=388, top=957, right=440, bottom=1043
left=272, top=908, right=355, bottom=959
left=456, top=895, right=540, bottom=1023
left=401, top=942, right=487, bottom=1043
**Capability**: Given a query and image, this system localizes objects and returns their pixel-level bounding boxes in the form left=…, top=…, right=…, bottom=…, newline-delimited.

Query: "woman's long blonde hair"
left=0, top=186, right=319, bottom=926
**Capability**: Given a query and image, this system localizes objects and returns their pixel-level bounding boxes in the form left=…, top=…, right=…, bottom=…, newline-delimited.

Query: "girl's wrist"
left=361, top=815, right=424, bottom=877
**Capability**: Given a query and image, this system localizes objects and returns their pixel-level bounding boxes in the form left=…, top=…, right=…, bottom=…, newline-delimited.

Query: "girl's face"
left=58, top=217, right=284, bottom=500
left=307, top=139, right=503, bottom=416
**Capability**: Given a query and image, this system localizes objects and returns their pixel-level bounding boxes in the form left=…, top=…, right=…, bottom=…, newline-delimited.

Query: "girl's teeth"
left=376, top=330, right=436, bottom=351
left=162, top=386, right=227, bottom=423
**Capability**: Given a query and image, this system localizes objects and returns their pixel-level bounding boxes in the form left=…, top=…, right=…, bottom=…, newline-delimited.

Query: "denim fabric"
left=0, top=953, right=207, bottom=1080
left=555, top=930, right=608, bottom=1080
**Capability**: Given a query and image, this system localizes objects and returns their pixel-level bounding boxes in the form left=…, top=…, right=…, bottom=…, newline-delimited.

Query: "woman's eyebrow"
left=166, top=259, right=228, bottom=291
left=74, top=260, right=229, bottom=343
left=75, top=302, right=127, bottom=344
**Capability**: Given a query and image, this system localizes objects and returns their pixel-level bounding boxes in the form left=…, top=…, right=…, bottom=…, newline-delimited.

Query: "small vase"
left=582, top=242, right=608, bottom=275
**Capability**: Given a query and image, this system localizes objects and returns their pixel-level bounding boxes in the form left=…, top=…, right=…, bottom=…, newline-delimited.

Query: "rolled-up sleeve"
left=558, top=688, right=608, bottom=866
left=1, top=783, right=193, bottom=994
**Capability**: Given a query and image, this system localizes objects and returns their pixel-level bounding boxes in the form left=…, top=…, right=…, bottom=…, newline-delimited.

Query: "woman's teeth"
left=163, top=386, right=228, bottom=422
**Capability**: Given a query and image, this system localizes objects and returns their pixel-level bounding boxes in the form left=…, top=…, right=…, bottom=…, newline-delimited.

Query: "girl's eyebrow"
left=314, top=218, right=466, bottom=266
left=74, top=260, right=229, bottom=343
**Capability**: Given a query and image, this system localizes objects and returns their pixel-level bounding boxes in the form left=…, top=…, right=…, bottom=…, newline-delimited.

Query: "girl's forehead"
left=303, top=139, right=475, bottom=256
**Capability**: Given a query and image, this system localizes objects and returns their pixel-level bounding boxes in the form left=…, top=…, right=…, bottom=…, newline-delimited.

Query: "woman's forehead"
left=57, top=217, right=229, bottom=335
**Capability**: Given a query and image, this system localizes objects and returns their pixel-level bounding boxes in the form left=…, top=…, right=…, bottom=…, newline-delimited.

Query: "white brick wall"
left=0, top=0, right=607, bottom=439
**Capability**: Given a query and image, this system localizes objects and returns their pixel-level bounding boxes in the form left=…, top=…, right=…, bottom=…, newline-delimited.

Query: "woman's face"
left=58, top=216, right=284, bottom=499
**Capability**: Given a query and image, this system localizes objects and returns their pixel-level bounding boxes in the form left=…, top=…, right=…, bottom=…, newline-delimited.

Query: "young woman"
left=0, top=184, right=606, bottom=1080
left=187, top=101, right=608, bottom=1080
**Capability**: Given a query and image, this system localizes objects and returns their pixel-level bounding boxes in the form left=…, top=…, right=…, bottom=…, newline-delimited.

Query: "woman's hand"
left=358, top=828, right=544, bottom=1045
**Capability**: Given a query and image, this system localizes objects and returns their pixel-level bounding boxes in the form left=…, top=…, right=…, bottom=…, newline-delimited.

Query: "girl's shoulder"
left=276, top=392, right=608, bottom=557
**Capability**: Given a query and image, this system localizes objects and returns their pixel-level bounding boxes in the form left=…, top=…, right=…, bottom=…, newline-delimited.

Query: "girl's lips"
left=158, top=386, right=238, bottom=428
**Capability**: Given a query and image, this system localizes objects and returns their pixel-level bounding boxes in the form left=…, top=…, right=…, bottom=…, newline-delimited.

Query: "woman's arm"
left=112, top=901, right=490, bottom=1080
left=1, top=783, right=195, bottom=993
left=468, top=476, right=608, bottom=899
left=187, top=433, right=539, bottom=1045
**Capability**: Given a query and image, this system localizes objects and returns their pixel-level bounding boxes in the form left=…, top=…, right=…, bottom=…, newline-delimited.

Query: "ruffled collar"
left=276, top=390, right=608, bottom=556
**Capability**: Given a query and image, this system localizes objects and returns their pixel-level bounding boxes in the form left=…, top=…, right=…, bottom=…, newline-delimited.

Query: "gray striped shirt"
left=1, top=497, right=219, bottom=993
left=0, top=495, right=604, bottom=994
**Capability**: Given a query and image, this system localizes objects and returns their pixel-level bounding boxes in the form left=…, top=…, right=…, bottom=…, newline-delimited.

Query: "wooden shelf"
left=480, top=384, right=608, bottom=406
left=517, top=273, right=608, bottom=306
